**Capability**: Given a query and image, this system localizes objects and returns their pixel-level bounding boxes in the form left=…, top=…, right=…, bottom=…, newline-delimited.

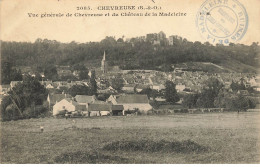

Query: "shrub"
left=103, top=139, right=209, bottom=153
left=3, top=104, right=22, bottom=121
left=23, top=105, right=48, bottom=119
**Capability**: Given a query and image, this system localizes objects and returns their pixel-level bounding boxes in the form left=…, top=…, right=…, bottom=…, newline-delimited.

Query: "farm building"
left=53, top=98, right=86, bottom=116
left=108, top=94, right=152, bottom=112
left=122, top=84, right=136, bottom=93
left=88, top=103, right=111, bottom=116
left=47, top=93, right=72, bottom=106
left=111, top=105, right=124, bottom=116
left=75, top=95, right=96, bottom=105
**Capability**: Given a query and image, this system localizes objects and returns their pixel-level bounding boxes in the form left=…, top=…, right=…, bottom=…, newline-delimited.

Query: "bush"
left=23, top=105, right=48, bottom=119
left=103, top=139, right=209, bottom=153
left=125, top=108, right=140, bottom=115
left=3, top=104, right=22, bottom=121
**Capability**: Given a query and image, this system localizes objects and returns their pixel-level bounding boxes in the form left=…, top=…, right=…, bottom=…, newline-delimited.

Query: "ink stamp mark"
left=196, top=0, right=248, bottom=44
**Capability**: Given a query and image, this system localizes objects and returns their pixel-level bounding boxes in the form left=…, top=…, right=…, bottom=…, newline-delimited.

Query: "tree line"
left=182, top=78, right=256, bottom=110
left=1, top=37, right=259, bottom=77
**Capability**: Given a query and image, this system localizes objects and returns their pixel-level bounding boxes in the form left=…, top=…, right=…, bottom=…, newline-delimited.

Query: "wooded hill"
left=1, top=36, right=259, bottom=73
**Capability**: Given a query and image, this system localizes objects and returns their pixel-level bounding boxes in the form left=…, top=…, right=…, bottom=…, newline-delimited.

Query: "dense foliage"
left=1, top=61, right=22, bottom=84
left=68, top=84, right=89, bottom=97
left=139, top=88, right=159, bottom=100
left=1, top=75, right=48, bottom=121
left=111, top=77, right=124, bottom=91
left=182, top=78, right=256, bottom=110
left=1, top=37, right=258, bottom=73
left=164, top=80, right=180, bottom=103
left=72, top=64, right=89, bottom=80
left=196, top=78, right=224, bottom=108
left=89, top=70, right=97, bottom=95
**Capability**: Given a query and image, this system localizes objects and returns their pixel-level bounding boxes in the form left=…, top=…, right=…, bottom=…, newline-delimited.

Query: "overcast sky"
left=1, top=0, right=259, bottom=45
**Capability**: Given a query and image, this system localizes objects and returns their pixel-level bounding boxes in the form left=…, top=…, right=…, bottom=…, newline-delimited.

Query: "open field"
left=1, top=112, right=260, bottom=164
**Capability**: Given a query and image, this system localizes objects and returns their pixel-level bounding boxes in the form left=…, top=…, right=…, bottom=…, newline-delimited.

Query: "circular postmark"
left=196, top=0, right=248, bottom=44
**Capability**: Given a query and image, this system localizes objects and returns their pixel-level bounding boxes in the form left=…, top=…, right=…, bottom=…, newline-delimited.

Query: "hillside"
left=1, top=37, right=259, bottom=78
left=220, top=59, right=258, bottom=73
left=171, top=61, right=257, bottom=73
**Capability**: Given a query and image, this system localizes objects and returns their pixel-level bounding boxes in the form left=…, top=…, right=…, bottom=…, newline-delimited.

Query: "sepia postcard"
left=0, top=0, right=260, bottom=164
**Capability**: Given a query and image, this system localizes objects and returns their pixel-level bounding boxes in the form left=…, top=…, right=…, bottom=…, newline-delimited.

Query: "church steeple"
left=102, top=51, right=106, bottom=61
left=101, top=51, right=108, bottom=73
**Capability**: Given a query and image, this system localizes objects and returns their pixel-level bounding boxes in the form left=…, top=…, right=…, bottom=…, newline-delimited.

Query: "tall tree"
left=196, top=78, right=223, bottom=108
left=44, top=64, right=58, bottom=81
left=139, top=88, right=158, bottom=100
left=89, top=70, right=97, bottom=95
left=182, top=94, right=199, bottom=108
left=72, top=64, right=89, bottom=80
left=1, top=61, right=22, bottom=84
left=78, top=70, right=89, bottom=80
left=164, top=80, right=179, bottom=103
left=111, top=77, right=124, bottom=91
left=68, top=84, right=89, bottom=97
left=230, top=80, right=246, bottom=92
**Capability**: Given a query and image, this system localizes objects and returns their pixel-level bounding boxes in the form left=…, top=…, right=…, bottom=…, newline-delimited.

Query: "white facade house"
left=52, top=98, right=86, bottom=116
left=53, top=99, right=77, bottom=116
left=151, top=84, right=165, bottom=91
left=176, top=84, right=186, bottom=92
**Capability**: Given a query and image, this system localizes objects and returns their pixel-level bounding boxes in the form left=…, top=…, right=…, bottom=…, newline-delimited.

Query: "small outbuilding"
left=88, top=103, right=111, bottom=116
left=111, top=105, right=124, bottom=116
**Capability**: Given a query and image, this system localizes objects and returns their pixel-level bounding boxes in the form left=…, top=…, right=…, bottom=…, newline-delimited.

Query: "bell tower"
left=101, top=51, right=108, bottom=73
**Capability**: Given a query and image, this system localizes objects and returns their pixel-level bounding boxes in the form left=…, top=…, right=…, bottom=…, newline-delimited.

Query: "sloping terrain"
left=220, top=59, right=258, bottom=73
left=178, top=61, right=257, bottom=73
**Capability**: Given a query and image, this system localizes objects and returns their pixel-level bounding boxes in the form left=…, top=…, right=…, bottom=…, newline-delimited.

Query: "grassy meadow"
left=1, top=112, right=260, bottom=164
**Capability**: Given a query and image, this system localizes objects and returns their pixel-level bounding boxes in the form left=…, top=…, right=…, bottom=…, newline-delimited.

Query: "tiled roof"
left=76, top=104, right=87, bottom=111
left=136, top=84, right=149, bottom=89
left=88, top=104, right=111, bottom=111
left=112, top=105, right=124, bottom=111
left=117, top=94, right=149, bottom=104
left=75, top=95, right=95, bottom=104
left=123, top=84, right=136, bottom=88
left=48, top=94, right=72, bottom=104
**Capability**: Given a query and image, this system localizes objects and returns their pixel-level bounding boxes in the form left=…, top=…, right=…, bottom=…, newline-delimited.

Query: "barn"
left=88, top=103, right=111, bottom=116
left=108, top=94, right=153, bottom=112
left=111, top=105, right=124, bottom=116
